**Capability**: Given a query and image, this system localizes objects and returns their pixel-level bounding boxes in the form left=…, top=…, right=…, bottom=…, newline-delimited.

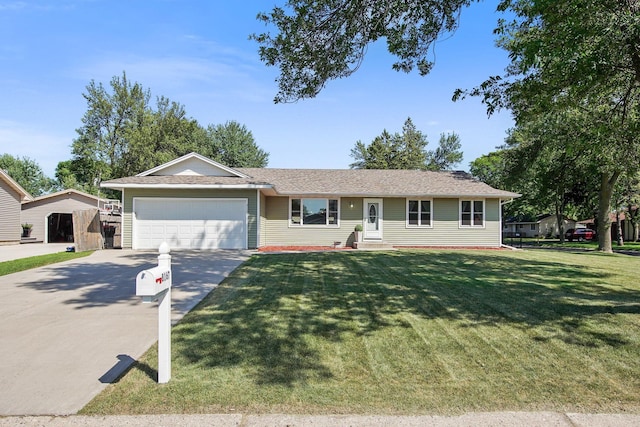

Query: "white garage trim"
left=132, top=197, right=248, bottom=250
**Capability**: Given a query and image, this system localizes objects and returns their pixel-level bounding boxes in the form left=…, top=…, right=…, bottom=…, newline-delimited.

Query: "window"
left=290, top=198, right=339, bottom=226
left=407, top=199, right=432, bottom=227
left=530, top=224, right=536, bottom=231
left=460, top=199, right=484, bottom=227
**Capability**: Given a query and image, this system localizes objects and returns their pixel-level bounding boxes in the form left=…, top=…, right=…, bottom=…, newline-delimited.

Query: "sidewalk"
left=1, top=412, right=639, bottom=426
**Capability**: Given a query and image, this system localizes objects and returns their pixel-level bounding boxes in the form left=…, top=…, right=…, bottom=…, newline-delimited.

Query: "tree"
left=54, top=160, right=83, bottom=191
left=462, top=0, right=640, bottom=252
left=496, top=112, right=603, bottom=243
left=202, top=121, right=269, bottom=168
left=469, top=150, right=508, bottom=190
left=71, top=72, right=150, bottom=192
left=252, top=0, right=476, bottom=103
left=397, top=118, right=429, bottom=169
left=119, top=97, right=206, bottom=176
left=349, top=130, right=399, bottom=169
left=350, top=117, right=461, bottom=170
left=69, top=73, right=270, bottom=193
left=426, top=132, right=463, bottom=171
left=0, top=154, right=55, bottom=196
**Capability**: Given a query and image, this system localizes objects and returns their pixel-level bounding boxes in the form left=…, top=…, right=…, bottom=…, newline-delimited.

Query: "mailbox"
left=135, top=242, right=172, bottom=383
left=136, top=265, right=171, bottom=299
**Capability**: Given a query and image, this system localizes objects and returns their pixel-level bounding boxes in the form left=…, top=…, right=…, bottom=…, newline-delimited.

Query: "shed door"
left=133, top=198, right=247, bottom=250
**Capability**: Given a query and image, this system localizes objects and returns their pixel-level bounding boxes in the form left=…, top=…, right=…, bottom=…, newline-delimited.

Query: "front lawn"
left=82, top=249, right=640, bottom=415
left=0, top=251, right=93, bottom=276
left=513, top=238, right=640, bottom=252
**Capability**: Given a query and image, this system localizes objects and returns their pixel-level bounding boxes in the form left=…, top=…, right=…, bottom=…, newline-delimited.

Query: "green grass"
left=82, top=249, right=640, bottom=415
left=0, top=251, right=93, bottom=276
left=514, top=238, right=640, bottom=252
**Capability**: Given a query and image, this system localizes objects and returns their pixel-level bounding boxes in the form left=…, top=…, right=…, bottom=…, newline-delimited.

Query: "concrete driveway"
left=0, top=248, right=249, bottom=415
left=0, top=243, right=70, bottom=262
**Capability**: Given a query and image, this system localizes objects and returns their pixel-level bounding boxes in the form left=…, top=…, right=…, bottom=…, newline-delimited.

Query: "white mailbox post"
left=135, top=242, right=172, bottom=383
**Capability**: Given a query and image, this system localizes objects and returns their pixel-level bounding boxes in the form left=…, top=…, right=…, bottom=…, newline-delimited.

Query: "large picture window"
left=290, top=198, right=339, bottom=226
left=460, top=199, right=484, bottom=227
left=407, top=199, right=432, bottom=227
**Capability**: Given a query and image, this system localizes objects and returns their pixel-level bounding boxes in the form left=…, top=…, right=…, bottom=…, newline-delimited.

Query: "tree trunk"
left=555, top=206, right=565, bottom=243
left=616, top=211, right=624, bottom=246
left=597, top=172, right=620, bottom=253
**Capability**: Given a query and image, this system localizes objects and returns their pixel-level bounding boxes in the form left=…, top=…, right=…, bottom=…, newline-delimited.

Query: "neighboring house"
left=0, top=169, right=33, bottom=244
left=101, top=152, right=521, bottom=250
left=504, top=214, right=577, bottom=238
left=611, top=209, right=639, bottom=242
left=21, top=189, right=113, bottom=243
left=580, top=208, right=639, bottom=242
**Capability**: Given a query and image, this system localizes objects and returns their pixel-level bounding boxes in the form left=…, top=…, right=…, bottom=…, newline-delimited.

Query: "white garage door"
left=133, top=198, right=247, bottom=250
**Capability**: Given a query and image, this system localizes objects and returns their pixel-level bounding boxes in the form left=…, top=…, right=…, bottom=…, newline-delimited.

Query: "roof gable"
left=137, top=152, right=249, bottom=178
left=26, top=188, right=103, bottom=205
left=0, top=169, right=32, bottom=202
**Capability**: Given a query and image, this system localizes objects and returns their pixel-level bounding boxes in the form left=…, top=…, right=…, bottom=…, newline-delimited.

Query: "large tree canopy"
left=202, top=121, right=269, bottom=168
left=463, top=0, right=640, bottom=252
left=69, top=72, right=269, bottom=194
left=350, top=117, right=462, bottom=170
left=252, top=0, right=477, bottom=103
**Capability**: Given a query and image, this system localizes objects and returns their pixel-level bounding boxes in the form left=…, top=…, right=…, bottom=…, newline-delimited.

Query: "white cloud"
left=73, top=52, right=276, bottom=106
left=0, top=2, right=27, bottom=11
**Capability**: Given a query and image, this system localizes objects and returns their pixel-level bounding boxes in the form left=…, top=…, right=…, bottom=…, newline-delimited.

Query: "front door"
left=363, top=199, right=383, bottom=240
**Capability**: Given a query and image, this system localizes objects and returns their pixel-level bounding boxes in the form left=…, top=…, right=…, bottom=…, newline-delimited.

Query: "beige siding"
left=21, top=194, right=101, bottom=243
left=122, top=188, right=259, bottom=249
left=383, top=197, right=501, bottom=247
left=263, top=196, right=503, bottom=248
left=0, top=179, right=22, bottom=243
left=263, top=197, right=361, bottom=246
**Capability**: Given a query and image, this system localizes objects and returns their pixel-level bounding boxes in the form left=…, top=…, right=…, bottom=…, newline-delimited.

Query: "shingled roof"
left=102, top=167, right=519, bottom=198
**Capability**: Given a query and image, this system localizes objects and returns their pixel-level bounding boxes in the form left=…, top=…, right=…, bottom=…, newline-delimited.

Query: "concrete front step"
left=353, top=241, right=395, bottom=250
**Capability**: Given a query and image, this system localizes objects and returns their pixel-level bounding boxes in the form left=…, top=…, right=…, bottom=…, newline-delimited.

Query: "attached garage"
left=133, top=198, right=248, bottom=250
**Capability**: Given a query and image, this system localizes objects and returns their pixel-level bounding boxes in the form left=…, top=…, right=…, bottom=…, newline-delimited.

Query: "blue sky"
left=0, top=0, right=513, bottom=178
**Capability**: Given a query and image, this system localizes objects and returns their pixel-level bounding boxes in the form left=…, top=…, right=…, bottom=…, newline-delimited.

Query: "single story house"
left=101, top=152, right=521, bottom=250
left=0, top=169, right=33, bottom=244
left=504, top=214, right=577, bottom=238
left=21, top=188, right=114, bottom=244
left=579, top=208, right=639, bottom=242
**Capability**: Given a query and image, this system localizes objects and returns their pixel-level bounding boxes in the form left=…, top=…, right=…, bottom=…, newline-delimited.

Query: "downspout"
left=256, top=189, right=261, bottom=249
left=120, top=188, right=125, bottom=249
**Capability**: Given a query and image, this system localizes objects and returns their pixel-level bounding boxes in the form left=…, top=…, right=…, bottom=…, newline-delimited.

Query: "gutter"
left=100, top=183, right=273, bottom=190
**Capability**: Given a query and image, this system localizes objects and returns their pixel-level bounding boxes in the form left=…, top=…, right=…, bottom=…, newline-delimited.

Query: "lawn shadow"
left=13, top=249, right=249, bottom=315
left=173, top=250, right=640, bottom=387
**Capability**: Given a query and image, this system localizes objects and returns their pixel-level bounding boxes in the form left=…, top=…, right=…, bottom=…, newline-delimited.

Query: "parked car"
left=567, top=228, right=596, bottom=242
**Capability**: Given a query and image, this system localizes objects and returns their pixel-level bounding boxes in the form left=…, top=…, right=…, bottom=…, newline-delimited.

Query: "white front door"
left=363, top=199, right=383, bottom=240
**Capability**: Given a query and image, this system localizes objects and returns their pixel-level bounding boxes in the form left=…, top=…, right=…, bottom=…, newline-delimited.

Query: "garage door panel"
left=134, top=198, right=247, bottom=250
